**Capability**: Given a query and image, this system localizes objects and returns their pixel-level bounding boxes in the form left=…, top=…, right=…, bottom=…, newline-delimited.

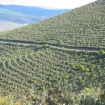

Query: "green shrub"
left=79, top=65, right=85, bottom=71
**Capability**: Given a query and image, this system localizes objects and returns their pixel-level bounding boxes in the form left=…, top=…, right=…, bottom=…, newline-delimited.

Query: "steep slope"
left=0, top=0, right=105, bottom=47
left=0, top=43, right=105, bottom=96
left=0, top=1, right=105, bottom=102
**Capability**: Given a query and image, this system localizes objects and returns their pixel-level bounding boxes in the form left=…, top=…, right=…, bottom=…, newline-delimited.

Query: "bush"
left=99, top=49, right=105, bottom=55
left=79, top=65, right=85, bottom=71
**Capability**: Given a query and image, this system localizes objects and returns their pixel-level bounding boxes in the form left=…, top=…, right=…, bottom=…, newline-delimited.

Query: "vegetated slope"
left=0, top=43, right=105, bottom=96
left=0, top=0, right=105, bottom=48
left=0, top=1, right=105, bottom=103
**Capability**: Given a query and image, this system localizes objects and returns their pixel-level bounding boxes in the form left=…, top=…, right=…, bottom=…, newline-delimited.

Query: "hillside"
left=0, top=0, right=105, bottom=48
left=0, top=0, right=105, bottom=104
left=0, top=42, right=105, bottom=104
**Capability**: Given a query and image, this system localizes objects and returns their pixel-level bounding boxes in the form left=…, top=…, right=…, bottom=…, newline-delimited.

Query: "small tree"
left=79, top=65, right=85, bottom=71
left=99, top=49, right=105, bottom=55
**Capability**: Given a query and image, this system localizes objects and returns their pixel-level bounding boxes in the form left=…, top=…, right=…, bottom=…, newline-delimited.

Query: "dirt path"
left=0, top=39, right=103, bottom=52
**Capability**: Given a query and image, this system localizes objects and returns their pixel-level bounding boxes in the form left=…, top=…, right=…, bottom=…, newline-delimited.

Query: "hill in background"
left=0, top=4, right=69, bottom=31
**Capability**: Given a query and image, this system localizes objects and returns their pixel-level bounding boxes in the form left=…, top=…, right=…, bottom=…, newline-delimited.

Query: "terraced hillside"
left=0, top=0, right=105, bottom=48
left=0, top=0, right=105, bottom=104
left=0, top=42, right=105, bottom=96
